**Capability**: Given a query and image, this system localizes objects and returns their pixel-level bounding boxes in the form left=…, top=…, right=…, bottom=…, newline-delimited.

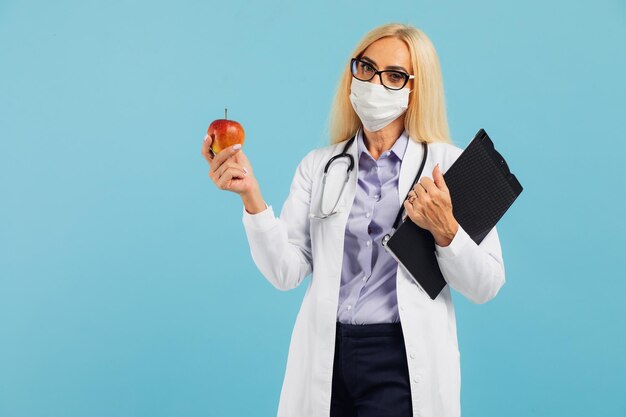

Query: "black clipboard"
left=382, top=128, right=523, bottom=300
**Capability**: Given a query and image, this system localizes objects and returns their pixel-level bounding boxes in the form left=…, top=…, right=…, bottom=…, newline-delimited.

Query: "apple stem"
left=225, top=108, right=228, bottom=120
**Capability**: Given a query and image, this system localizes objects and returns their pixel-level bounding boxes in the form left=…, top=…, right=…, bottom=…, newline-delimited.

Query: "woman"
left=201, top=23, right=505, bottom=417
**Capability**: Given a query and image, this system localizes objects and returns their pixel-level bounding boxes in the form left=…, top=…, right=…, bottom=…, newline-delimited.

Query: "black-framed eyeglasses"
left=350, top=57, right=415, bottom=90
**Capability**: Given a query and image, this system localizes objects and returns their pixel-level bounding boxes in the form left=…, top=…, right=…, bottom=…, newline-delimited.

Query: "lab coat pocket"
left=308, top=205, right=348, bottom=260
left=319, top=159, right=351, bottom=215
left=308, top=208, right=347, bottom=230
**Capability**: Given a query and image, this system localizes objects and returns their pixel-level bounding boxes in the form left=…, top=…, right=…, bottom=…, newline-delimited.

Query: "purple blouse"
left=336, top=128, right=410, bottom=324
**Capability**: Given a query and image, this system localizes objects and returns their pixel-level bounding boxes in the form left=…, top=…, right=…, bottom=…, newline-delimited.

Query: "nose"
left=370, top=73, right=383, bottom=86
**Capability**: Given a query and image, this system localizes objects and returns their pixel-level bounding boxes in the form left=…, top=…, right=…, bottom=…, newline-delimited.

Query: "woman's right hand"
left=201, top=133, right=258, bottom=196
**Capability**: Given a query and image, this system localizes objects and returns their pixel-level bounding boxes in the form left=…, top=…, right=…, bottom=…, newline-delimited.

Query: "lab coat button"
left=413, top=374, right=421, bottom=383
left=410, top=352, right=416, bottom=359
left=400, top=306, right=405, bottom=311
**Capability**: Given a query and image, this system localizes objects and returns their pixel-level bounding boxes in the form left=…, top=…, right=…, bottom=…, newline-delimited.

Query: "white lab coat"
left=241, top=133, right=506, bottom=417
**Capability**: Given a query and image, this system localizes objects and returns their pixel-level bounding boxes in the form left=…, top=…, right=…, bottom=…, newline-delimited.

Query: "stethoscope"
left=308, top=134, right=357, bottom=219
left=310, top=128, right=429, bottom=235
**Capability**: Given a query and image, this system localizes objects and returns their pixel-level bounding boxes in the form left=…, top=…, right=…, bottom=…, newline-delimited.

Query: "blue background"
left=1, top=0, right=625, bottom=416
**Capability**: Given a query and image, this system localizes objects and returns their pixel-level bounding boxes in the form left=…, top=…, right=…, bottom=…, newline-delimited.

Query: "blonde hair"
left=328, top=23, right=452, bottom=145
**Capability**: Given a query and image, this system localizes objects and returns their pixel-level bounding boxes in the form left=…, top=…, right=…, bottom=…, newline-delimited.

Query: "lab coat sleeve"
left=241, top=150, right=315, bottom=291
left=434, top=224, right=505, bottom=304
left=433, top=144, right=506, bottom=304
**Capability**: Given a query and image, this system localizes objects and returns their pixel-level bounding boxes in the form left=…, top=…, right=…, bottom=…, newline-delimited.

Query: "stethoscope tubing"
left=312, top=130, right=428, bottom=225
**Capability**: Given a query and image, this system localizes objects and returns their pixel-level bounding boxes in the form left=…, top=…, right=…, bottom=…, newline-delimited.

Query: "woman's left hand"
left=403, top=164, right=459, bottom=247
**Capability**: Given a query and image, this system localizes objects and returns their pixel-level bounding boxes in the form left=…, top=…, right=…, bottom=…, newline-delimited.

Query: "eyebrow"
left=360, top=55, right=410, bottom=73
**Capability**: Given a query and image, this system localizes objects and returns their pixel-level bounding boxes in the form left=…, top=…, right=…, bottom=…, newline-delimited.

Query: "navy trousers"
left=330, top=321, right=413, bottom=417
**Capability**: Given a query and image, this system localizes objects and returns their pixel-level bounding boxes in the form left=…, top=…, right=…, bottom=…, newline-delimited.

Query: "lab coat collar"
left=398, top=133, right=428, bottom=207
left=340, top=126, right=427, bottom=212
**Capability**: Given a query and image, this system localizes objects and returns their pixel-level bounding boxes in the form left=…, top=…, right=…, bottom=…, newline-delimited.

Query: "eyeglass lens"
left=351, top=59, right=408, bottom=90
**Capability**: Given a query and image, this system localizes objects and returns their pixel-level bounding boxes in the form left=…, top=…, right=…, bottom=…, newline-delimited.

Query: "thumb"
left=433, top=163, right=447, bottom=190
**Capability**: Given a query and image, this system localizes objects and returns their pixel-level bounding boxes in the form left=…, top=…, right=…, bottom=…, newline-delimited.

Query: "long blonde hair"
left=328, top=23, right=452, bottom=145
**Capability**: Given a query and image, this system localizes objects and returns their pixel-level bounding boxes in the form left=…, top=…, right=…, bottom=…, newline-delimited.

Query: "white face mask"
left=349, top=77, right=411, bottom=132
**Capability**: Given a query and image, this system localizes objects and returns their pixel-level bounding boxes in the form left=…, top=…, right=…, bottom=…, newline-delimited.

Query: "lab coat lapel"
left=319, top=129, right=360, bottom=298
left=337, top=128, right=360, bottom=215
left=398, top=135, right=427, bottom=207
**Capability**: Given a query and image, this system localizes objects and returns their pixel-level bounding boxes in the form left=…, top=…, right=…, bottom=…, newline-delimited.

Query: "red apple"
left=207, top=108, right=245, bottom=154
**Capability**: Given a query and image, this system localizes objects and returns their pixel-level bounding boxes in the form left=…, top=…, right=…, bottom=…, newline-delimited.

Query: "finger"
left=413, top=181, right=427, bottom=192
left=414, top=183, right=428, bottom=198
left=404, top=200, right=423, bottom=222
left=432, top=163, right=448, bottom=191
left=219, top=166, right=246, bottom=181
left=419, top=177, right=438, bottom=193
left=214, top=159, right=247, bottom=178
left=215, top=161, right=246, bottom=180
left=201, top=134, right=215, bottom=164
left=216, top=166, right=245, bottom=190
left=405, top=194, right=419, bottom=211
left=403, top=199, right=414, bottom=214
left=210, top=143, right=242, bottom=174
left=217, top=167, right=245, bottom=190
